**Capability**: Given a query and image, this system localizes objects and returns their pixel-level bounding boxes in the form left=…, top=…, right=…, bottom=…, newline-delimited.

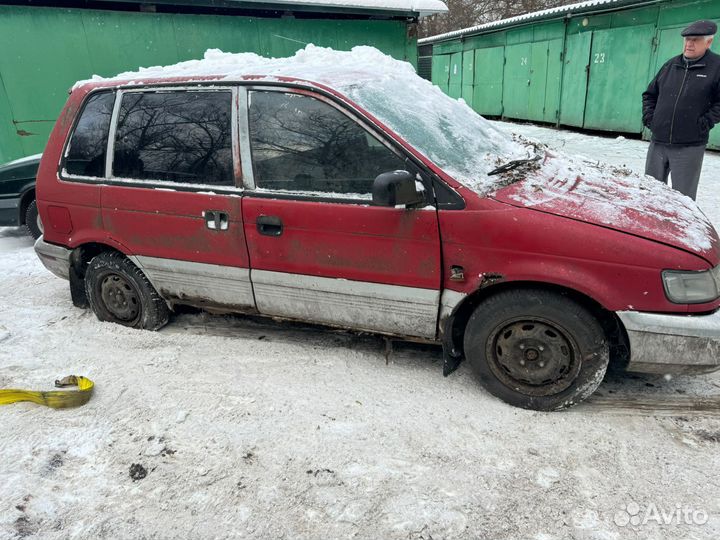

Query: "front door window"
left=248, top=91, right=407, bottom=198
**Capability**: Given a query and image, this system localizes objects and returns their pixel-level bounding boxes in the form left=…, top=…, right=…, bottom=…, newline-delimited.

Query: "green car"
left=0, top=154, right=42, bottom=239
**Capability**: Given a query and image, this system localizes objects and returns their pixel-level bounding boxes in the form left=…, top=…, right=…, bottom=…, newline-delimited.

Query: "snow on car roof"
left=78, top=46, right=398, bottom=89
left=78, top=45, right=528, bottom=191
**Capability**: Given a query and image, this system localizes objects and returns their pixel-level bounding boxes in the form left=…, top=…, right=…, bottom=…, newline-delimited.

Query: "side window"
left=113, top=91, right=233, bottom=186
left=248, top=91, right=406, bottom=196
left=65, top=91, right=115, bottom=177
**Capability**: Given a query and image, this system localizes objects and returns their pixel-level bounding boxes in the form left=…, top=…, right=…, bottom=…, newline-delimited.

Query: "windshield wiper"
left=488, top=154, right=542, bottom=176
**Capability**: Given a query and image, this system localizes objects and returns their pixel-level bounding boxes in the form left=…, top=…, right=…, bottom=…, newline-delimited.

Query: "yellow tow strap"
left=0, top=376, right=94, bottom=409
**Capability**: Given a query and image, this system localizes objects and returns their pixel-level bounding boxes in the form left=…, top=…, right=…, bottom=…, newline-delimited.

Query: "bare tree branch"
left=419, top=0, right=579, bottom=38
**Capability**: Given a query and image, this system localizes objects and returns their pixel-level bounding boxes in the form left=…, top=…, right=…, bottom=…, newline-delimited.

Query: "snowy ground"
left=1, top=124, right=720, bottom=540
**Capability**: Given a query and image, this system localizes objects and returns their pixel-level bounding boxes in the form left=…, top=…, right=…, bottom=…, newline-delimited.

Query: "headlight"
left=662, top=267, right=720, bottom=304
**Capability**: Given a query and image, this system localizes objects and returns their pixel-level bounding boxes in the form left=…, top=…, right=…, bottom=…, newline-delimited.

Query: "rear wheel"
left=464, top=289, right=609, bottom=411
left=25, top=199, right=43, bottom=240
left=85, top=251, right=169, bottom=330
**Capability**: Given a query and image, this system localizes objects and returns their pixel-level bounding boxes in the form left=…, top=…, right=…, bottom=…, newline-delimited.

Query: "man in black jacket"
left=642, top=20, right=720, bottom=200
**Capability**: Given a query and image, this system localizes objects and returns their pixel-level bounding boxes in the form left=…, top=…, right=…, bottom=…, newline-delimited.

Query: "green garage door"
left=648, top=27, right=683, bottom=143
left=503, top=40, right=561, bottom=123
left=543, top=39, right=563, bottom=124
left=527, top=41, right=548, bottom=122
left=448, top=52, right=463, bottom=99
left=527, top=39, right=563, bottom=123
left=503, top=43, right=531, bottom=119
left=432, top=54, right=451, bottom=93
left=461, top=50, right=474, bottom=105
left=559, top=32, right=592, bottom=128
left=653, top=27, right=684, bottom=77
left=473, top=46, right=504, bottom=116
left=583, top=25, right=655, bottom=132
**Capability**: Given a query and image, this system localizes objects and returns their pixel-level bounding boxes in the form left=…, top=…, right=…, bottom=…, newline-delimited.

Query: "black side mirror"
left=372, top=170, right=425, bottom=207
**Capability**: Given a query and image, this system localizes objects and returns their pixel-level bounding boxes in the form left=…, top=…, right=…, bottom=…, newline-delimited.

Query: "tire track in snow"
left=578, top=393, right=720, bottom=416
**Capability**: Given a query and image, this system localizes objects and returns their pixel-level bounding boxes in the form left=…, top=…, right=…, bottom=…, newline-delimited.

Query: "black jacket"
left=642, top=50, right=720, bottom=146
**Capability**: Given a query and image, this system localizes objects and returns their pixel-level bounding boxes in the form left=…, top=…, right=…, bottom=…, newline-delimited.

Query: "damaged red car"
left=34, top=47, right=720, bottom=410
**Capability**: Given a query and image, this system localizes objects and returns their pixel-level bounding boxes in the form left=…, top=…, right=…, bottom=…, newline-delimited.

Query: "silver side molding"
left=252, top=269, right=440, bottom=339
left=134, top=256, right=255, bottom=310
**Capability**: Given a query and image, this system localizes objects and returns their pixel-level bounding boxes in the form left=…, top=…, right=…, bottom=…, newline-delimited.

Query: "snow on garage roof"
left=241, top=0, right=448, bottom=16
left=419, top=0, right=646, bottom=43
left=93, top=0, right=448, bottom=17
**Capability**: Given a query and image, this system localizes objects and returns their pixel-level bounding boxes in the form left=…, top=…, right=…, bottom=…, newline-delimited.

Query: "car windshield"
left=344, top=78, right=529, bottom=193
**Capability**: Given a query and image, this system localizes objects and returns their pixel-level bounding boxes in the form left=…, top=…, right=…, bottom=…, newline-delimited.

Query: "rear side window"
left=65, top=91, right=115, bottom=177
left=112, top=91, right=233, bottom=186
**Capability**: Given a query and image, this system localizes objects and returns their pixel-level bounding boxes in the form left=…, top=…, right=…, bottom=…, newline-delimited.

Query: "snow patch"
left=536, top=467, right=561, bottom=488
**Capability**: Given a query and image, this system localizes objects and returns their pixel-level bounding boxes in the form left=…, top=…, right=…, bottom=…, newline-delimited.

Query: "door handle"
left=256, top=215, right=283, bottom=236
left=204, top=210, right=229, bottom=231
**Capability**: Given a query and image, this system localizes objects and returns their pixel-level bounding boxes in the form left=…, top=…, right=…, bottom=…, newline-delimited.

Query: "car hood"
left=0, top=153, right=42, bottom=183
left=489, top=151, right=718, bottom=264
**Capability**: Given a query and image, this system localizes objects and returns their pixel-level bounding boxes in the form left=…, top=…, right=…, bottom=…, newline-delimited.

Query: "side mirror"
left=372, top=170, right=425, bottom=207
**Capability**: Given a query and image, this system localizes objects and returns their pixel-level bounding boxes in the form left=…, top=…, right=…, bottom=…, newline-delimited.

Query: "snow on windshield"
left=80, top=45, right=530, bottom=194
left=342, top=73, right=530, bottom=192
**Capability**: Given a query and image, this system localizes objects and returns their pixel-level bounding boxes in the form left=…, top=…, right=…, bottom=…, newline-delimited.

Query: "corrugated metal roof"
left=419, top=0, right=654, bottom=44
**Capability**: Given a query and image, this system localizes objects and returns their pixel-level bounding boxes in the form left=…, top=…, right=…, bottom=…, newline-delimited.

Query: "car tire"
left=464, top=289, right=609, bottom=411
left=85, top=251, right=170, bottom=330
left=25, top=199, right=43, bottom=240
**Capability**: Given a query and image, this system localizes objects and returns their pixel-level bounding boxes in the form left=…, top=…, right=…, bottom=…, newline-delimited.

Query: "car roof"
left=75, top=74, right=348, bottom=94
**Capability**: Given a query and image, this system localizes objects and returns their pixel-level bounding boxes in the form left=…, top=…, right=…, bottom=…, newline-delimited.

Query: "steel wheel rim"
left=99, top=273, right=140, bottom=324
left=486, top=317, right=582, bottom=397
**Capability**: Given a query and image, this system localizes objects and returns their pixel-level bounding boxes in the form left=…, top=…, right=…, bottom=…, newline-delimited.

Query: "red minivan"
left=34, top=47, right=720, bottom=410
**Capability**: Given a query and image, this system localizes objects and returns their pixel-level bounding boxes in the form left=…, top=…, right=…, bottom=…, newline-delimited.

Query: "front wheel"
left=85, top=251, right=170, bottom=330
left=464, top=289, right=609, bottom=411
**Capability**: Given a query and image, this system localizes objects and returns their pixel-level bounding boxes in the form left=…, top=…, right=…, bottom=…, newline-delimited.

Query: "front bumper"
left=34, top=236, right=71, bottom=280
left=618, top=310, right=720, bottom=375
